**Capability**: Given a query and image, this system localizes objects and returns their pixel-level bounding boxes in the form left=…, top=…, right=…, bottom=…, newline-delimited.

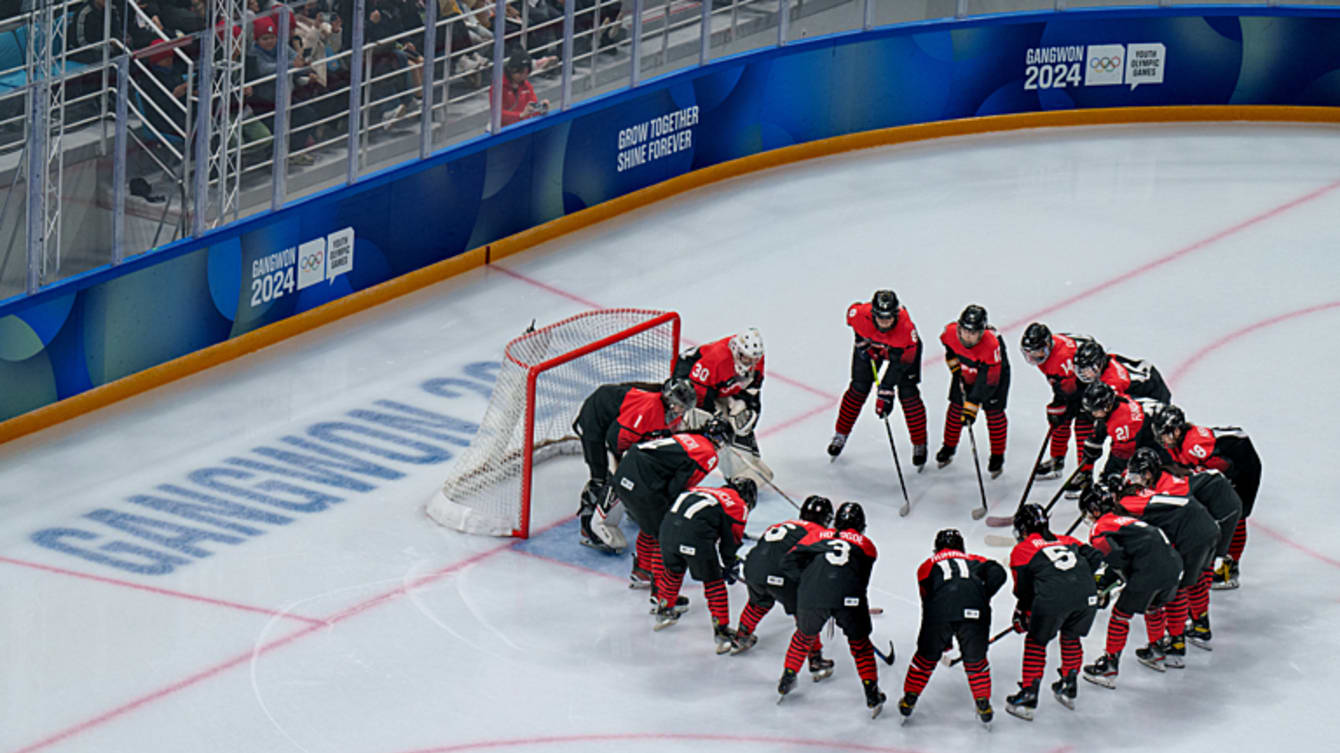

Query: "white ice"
left=3, top=123, right=1339, bottom=753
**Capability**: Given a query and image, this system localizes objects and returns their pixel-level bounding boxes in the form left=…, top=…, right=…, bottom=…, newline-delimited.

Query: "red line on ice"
left=0, top=556, right=326, bottom=626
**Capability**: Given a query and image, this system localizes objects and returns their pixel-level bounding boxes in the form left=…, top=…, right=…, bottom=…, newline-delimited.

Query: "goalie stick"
left=985, top=430, right=1051, bottom=527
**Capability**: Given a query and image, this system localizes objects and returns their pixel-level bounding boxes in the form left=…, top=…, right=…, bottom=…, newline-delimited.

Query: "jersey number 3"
left=824, top=539, right=852, bottom=566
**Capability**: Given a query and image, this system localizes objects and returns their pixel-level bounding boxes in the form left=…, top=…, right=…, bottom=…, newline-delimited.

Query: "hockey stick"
left=984, top=468, right=1089, bottom=547
left=1043, top=463, right=1090, bottom=516
left=944, top=626, right=1014, bottom=667
left=873, top=639, right=896, bottom=666
left=734, top=449, right=800, bottom=510
left=871, top=362, right=913, bottom=516
left=965, top=422, right=989, bottom=520
left=1063, top=513, right=1086, bottom=537
left=985, top=430, right=1051, bottom=527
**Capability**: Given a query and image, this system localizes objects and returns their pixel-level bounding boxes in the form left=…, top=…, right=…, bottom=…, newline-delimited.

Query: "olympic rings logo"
left=1090, top=56, right=1122, bottom=73
left=300, top=251, right=324, bottom=272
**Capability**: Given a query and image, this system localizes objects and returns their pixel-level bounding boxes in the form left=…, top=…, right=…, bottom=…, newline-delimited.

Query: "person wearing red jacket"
left=490, top=50, right=549, bottom=126
left=829, top=289, right=929, bottom=469
left=936, top=304, right=1010, bottom=476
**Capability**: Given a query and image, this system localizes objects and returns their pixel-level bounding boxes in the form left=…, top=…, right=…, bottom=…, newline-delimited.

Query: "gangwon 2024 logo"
left=249, top=227, right=357, bottom=308
left=1024, top=43, right=1166, bottom=92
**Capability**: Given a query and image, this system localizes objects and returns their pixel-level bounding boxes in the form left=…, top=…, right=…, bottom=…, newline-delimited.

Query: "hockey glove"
left=960, top=402, right=980, bottom=426
left=1081, top=438, right=1105, bottom=463
left=854, top=336, right=874, bottom=359
left=1012, top=607, right=1030, bottom=634
left=1047, top=402, right=1069, bottom=427
left=875, top=387, right=896, bottom=419
left=722, top=557, right=742, bottom=585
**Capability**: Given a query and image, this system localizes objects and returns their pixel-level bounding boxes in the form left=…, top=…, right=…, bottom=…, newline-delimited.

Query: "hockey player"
left=1018, top=322, right=1095, bottom=490
left=935, top=304, right=1010, bottom=475
left=1151, top=405, right=1261, bottom=589
left=777, top=502, right=886, bottom=717
left=573, top=378, right=699, bottom=553
left=612, top=420, right=730, bottom=597
left=732, top=496, right=836, bottom=678
left=654, top=478, right=757, bottom=653
left=1078, top=381, right=1167, bottom=479
left=1110, top=448, right=1220, bottom=668
left=1078, top=481, right=1184, bottom=688
left=829, top=290, right=929, bottom=470
left=1006, top=503, right=1103, bottom=721
left=1074, top=340, right=1172, bottom=404
left=674, top=328, right=770, bottom=485
left=1163, top=464, right=1242, bottom=649
left=899, top=528, right=1006, bottom=725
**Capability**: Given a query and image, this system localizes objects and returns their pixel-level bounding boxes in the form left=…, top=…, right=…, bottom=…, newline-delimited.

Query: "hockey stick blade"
left=899, top=499, right=911, bottom=517
left=984, top=513, right=1014, bottom=528
left=873, top=640, right=896, bottom=666
left=970, top=505, right=987, bottom=520
left=983, top=534, right=1015, bottom=548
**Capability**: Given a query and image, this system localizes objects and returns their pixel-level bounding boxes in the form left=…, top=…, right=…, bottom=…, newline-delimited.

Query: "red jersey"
left=677, top=336, right=765, bottom=407
left=1166, top=424, right=1231, bottom=474
left=492, top=77, right=538, bottom=126
left=847, top=301, right=920, bottom=365
left=671, top=433, right=719, bottom=488
left=940, top=322, right=1006, bottom=399
left=1115, top=473, right=1190, bottom=517
left=612, top=388, right=679, bottom=454
left=1099, top=394, right=1146, bottom=461
left=680, top=485, right=750, bottom=545
left=1036, top=333, right=1085, bottom=399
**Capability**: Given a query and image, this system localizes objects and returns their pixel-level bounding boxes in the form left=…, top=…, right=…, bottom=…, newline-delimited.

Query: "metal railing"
left=0, top=0, right=1322, bottom=302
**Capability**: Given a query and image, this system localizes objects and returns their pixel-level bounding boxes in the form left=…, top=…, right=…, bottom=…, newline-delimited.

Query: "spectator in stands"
left=245, top=16, right=317, bottom=164
left=366, top=0, right=422, bottom=125
left=437, top=0, right=488, bottom=86
left=574, top=0, right=624, bottom=56
left=140, top=38, right=188, bottom=138
left=490, top=49, right=547, bottom=127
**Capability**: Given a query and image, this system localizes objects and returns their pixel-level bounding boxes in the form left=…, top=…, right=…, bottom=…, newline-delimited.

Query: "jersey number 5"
left=1042, top=545, right=1078, bottom=571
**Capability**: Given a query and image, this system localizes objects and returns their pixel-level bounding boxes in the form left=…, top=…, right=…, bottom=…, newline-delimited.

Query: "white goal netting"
left=428, top=309, right=680, bottom=537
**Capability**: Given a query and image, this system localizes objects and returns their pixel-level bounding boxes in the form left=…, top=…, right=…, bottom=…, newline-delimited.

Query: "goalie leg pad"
left=719, top=443, right=774, bottom=485
left=581, top=486, right=626, bottom=553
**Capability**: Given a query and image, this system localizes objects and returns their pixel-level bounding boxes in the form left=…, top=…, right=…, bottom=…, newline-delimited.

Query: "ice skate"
left=777, top=668, right=797, bottom=703
left=729, top=628, right=757, bottom=655
left=808, top=649, right=834, bottom=681
left=897, top=692, right=917, bottom=723
left=1006, top=681, right=1039, bottom=721
left=827, top=433, right=847, bottom=461
left=936, top=445, right=956, bottom=468
left=1134, top=641, right=1166, bottom=672
left=1188, top=616, right=1213, bottom=651
left=1051, top=670, right=1078, bottom=710
left=863, top=680, right=886, bottom=718
left=1162, top=635, right=1186, bottom=669
left=713, top=624, right=737, bottom=654
left=988, top=454, right=1004, bottom=479
left=912, top=444, right=928, bottom=472
left=1035, top=456, right=1065, bottom=479
left=975, top=697, right=994, bottom=725
left=1082, top=652, right=1119, bottom=689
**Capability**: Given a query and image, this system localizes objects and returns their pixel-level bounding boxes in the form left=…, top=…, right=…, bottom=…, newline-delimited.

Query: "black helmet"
left=800, top=495, right=834, bottom=527
left=1081, top=380, right=1117, bottom=417
left=1020, top=322, right=1052, bottom=352
left=1149, top=404, right=1187, bottom=445
left=871, top=290, right=899, bottom=331
left=934, top=528, right=965, bottom=553
left=699, top=417, right=733, bottom=446
left=1126, top=447, right=1163, bottom=487
left=1074, top=341, right=1108, bottom=383
left=727, top=477, right=758, bottom=511
left=661, top=377, right=698, bottom=423
left=1013, top=502, right=1050, bottom=542
left=833, top=501, right=866, bottom=534
left=957, top=304, right=987, bottom=334
left=1079, top=479, right=1116, bottom=519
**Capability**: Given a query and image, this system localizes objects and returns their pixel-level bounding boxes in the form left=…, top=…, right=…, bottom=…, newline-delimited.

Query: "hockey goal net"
left=428, top=309, right=681, bottom=538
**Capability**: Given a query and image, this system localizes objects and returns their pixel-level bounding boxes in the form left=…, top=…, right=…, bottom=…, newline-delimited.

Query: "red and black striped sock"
left=738, top=600, right=771, bottom=634
left=1050, top=421, right=1072, bottom=458
left=849, top=636, right=878, bottom=683
left=1229, top=519, right=1248, bottom=562
left=1190, top=569, right=1212, bottom=619
left=1166, top=591, right=1189, bottom=637
left=942, top=402, right=963, bottom=449
left=635, top=532, right=656, bottom=574
left=703, top=578, right=729, bottom=626
left=1021, top=636, right=1047, bottom=686
left=1073, top=418, right=1094, bottom=465
left=784, top=630, right=816, bottom=673
left=1060, top=635, right=1082, bottom=675
left=1106, top=608, right=1133, bottom=655
left=901, top=394, right=928, bottom=446
left=812, top=634, right=824, bottom=653
left=1145, top=607, right=1166, bottom=643
left=835, top=386, right=869, bottom=435
left=903, top=652, right=937, bottom=695
left=963, top=658, right=991, bottom=701
left=986, top=409, right=1008, bottom=456
left=658, top=568, right=685, bottom=607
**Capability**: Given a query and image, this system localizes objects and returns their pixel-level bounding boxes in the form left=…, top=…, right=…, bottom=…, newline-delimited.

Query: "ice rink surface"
left=3, top=122, right=1339, bottom=753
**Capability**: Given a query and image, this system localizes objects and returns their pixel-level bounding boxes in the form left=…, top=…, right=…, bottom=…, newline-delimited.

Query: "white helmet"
left=729, top=328, right=764, bottom=377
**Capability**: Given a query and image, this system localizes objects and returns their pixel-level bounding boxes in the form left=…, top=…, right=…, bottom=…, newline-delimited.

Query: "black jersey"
left=1088, top=513, right=1183, bottom=590
left=659, top=486, right=750, bottom=564
left=786, top=529, right=879, bottom=609
left=743, top=518, right=829, bottom=589
left=1009, top=533, right=1103, bottom=611
left=915, top=549, right=1006, bottom=624
left=613, top=433, right=719, bottom=505
left=1112, top=474, right=1219, bottom=554
left=574, top=383, right=676, bottom=456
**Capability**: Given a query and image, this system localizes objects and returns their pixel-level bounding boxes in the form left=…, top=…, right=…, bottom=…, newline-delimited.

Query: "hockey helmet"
left=729, top=328, right=764, bottom=377
left=1081, top=381, right=1117, bottom=417
left=1020, top=322, right=1053, bottom=365
left=933, top=528, right=965, bottom=554
left=871, top=290, right=900, bottom=331
left=1149, top=404, right=1188, bottom=447
left=1074, top=341, right=1108, bottom=383
left=833, top=501, right=866, bottom=534
left=661, top=378, right=698, bottom=424
left=727, top=477, right=758, bottom=511
left=800, top=495, right=834, bottom=527
left=1125, top=447, right=1163, bottom=488
left=1012, top=503, right=1050, bottom=542
left=1079, top=480, right=1116, bottom=520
